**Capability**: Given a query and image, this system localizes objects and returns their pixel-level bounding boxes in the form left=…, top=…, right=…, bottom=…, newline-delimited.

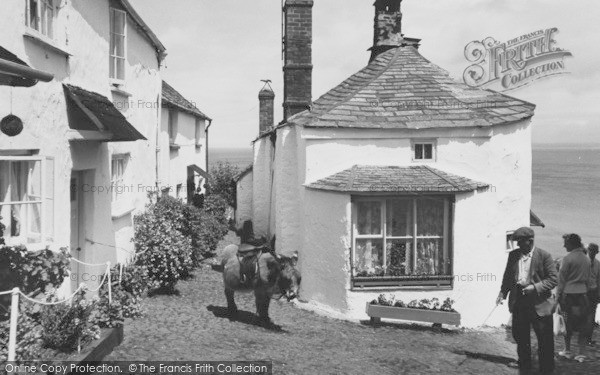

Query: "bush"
left=40, top=290, right=95, bottom=352
left=0, top=302, right=43, bottom=361
left=97, top=264, right=151, bottom=319
left=207, top=162, right=239, bottom=207
left=0, top=246, right=70, bottom=320
left=134, top=204, right=193, bottom=292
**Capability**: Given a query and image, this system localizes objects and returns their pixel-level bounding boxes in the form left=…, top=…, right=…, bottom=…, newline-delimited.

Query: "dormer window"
left=25, top=0, right=55, bottom=38
left=109, top=8, right=127, bottom=82
left=412, top=140, right=436, bottom=161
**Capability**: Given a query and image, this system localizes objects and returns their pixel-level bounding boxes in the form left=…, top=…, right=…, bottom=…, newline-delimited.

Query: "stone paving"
left=105, top=233, right=599, bottom=374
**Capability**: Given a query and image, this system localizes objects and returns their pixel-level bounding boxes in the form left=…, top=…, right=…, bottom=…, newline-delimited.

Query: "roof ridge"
left=421, top=165, right=461, bottom=190
left=302, top=48, right=401, bottom=121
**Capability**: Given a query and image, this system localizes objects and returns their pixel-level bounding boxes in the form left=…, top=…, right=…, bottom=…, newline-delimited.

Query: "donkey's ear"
left=291, top=251, right=298, bottom=265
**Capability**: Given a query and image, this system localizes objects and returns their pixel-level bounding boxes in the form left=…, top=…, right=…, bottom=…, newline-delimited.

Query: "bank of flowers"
left=370, top=294, right=457, bottom=312
left=0, top=192, right=229, bottom=362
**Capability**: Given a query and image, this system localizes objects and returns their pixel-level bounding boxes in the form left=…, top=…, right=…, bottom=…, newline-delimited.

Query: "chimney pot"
left=259, top=83, right=275, bottom=134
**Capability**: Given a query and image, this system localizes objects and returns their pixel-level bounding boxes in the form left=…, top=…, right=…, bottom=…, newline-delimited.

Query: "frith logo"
left=463, top=28, right=572, bottom=91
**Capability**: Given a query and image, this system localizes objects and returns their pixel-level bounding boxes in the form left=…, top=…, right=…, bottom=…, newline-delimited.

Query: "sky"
left=130, top=0, right=600, bottom=149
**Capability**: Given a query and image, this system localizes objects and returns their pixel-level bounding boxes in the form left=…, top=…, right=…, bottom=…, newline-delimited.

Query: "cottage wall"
left=0, top=0, right=161, bottom=288
left=252, top=137, right=274, bottom=238
left=158, top=110, right=206, bottom=199
left=235, top=171, right=253, bottom=229
left=292, top=120, right=532, bottom=327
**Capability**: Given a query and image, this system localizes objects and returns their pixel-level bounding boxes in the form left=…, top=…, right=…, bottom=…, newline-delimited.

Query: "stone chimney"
left=283, top=0, right=313, bottom=121
left=258, top=81, right=275, bottom=134
left=369, top=0, right=420, bottom=62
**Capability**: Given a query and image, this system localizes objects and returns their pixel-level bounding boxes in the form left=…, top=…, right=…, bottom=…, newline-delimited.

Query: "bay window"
left=0, top=157, right=54, bottom=245
left=352, top=196, right=452, bottom=288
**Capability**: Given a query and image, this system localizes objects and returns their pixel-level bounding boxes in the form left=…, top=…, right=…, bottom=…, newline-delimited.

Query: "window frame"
left=168, top=110, right=179, bottom=146
left=25, top=0, right=56, bottom=39
left=109, top=7, right=127, bottom=84
left=195, top=118, right=203, bottom=148
left=351, top=195, right=453, bottom=290
left=110, top=154, right=129, bottom=204
left=412, top=139, right=437, bottom=162
left=0, top=156, right=54, bottom=248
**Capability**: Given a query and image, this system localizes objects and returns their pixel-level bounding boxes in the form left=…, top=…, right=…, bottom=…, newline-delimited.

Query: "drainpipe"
left=205, top=119, right=213, bottom=189
left=155, top=93, right=161, bottom=192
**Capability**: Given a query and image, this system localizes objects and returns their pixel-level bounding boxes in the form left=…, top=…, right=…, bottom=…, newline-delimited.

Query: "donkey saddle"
left=237, top=243, right=262, bottom=287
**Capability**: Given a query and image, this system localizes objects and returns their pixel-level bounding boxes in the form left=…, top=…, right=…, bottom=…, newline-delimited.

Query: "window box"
left=366, top=302, right=461, bottom=326
left=169, top=143, right=181, bottom=151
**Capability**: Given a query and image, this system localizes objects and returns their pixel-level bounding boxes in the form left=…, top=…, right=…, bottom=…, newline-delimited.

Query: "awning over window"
left=0, top=46, right=54, bottom=87
left=530, top=210, right=545, bottom=228
left=305, top=165, right=489, bottom=193
left=63, top=84, right=146, bottom=142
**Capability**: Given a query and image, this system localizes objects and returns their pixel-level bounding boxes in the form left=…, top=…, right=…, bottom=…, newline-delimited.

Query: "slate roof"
left=64, top=84, right=146, bottom=141
left=162, top=81, right=211, bottom=120
left=286, top=46, right=535, bottom=130
left=306, top=165, right=489, bottom=193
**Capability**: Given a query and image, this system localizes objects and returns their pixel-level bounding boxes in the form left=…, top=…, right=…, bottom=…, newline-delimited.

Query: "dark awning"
left=530, top=210, right=545, bottom=228
left=0, top=46, right=54, bottom=87
left=188, top=164, right=209, bottom=179
left=305, top=165, right=489, bottom=193
left=64, top=84, right=146, bottom=142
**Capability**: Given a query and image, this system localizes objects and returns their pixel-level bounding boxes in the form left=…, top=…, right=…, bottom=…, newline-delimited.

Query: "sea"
left=211, top=145, right=600, bottom=260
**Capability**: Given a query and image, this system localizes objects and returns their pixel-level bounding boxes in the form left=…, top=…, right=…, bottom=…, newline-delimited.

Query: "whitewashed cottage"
left=0, top=0, right=167, bottom=292
left=235, top=0, right=545, bottom=327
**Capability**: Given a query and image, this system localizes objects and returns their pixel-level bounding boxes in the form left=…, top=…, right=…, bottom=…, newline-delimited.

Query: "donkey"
left=221, top=243, right=301, bottom=327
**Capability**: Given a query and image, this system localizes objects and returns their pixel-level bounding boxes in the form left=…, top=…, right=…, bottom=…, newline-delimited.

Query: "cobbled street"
left=106, top=233, right=599, bottom=374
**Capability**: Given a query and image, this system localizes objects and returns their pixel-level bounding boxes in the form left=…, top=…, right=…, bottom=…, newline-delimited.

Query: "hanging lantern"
left=1, top=114, right=23, bottom=137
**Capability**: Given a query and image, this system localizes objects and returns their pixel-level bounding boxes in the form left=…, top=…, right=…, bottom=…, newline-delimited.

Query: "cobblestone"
left=106, top=233, right=599, bottom=374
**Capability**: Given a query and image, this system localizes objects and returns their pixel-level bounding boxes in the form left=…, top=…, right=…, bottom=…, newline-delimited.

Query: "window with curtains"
left=25, top=0, right=56, bottom=39
left=109, top=7, right=127, bottom=82
left=352, top=196, right=453, bottom=288
left=0, top=157, right=54, bottom=245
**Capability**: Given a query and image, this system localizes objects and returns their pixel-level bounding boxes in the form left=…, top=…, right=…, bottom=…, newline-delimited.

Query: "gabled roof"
left=306, top=165, right=489, bottom=193
left=162, top=81, right=211, bottom=120
left=118, top=0, right=166, bottom=60
left=287, top=46, right=535, bottom=130
left=64, top=84, right=146, bottom=142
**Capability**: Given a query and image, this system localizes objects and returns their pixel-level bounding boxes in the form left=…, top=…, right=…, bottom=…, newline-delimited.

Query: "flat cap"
left=512, top=226, right=535, bottom=240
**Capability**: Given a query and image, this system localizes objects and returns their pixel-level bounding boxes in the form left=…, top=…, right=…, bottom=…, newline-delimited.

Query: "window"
left=109, top=8, right=127, bottom=82
left=0, top=157, right=54, bottom=245
left=352, top=196, right=452, bottom=288
left=25, top=0, right=55, bottom=38
left=111, top=154, right=128, bottom=202
left=413, top=141, right=435, bottom=161
left=168, top=110, right=178, bottom=145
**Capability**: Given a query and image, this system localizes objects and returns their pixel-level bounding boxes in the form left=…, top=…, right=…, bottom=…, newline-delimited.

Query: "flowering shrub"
left=207, top=161, right=239, bottom=208
left=40, top=290, right=96, bottom=352
left=0, top=302, right=43, bottom=361
left=370, top=294, right=457, bottom=313
left=134, top=204, right=192, bottom=292
left=0, top=245, right=70, bottom=320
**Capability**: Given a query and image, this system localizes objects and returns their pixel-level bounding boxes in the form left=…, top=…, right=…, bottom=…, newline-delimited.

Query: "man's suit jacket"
left=500, top=247, right=558, bottom=316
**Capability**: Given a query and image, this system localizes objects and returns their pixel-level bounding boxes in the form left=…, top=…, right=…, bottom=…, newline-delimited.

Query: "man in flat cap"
left=497, top=226, right=558, bottom=374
